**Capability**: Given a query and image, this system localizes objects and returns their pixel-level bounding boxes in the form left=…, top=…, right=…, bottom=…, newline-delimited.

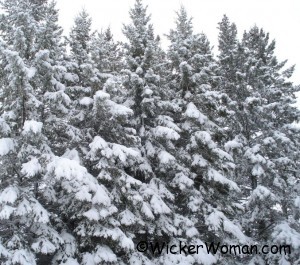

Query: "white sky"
left=57, top=0, right=300, bottom=105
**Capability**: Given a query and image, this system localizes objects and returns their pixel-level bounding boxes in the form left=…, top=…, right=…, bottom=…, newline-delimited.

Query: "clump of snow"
left=120, top=236, right=134, bottom=250
left=251, top=164, right=264, bottom=177
left=62, top=149, right=81, bottom=163
left=64, top=72, right=78, bottom=82
left=94, top=90, right=110, bottom=100
left=120, top=173, right=142, bottom=189
left=79, top=97, right=93, bottom=106
left=273, top=131, right=291, bottom=143
left=0, top=117, right=11, bottom=135
left=0, top=187, right=18, bottom=204
left=172, top=172, right=194, bottom=190
left=179, top=61, right=193, bottom=72
left=186, top=227, right=199, bottom=238
left=45, top=91, right=71, bottom=105
left=223, top=219, right=248, bottom=244
left=108, top=101, right=133, bottom=117
left=192, top=154, right=208, bottom=167
left=89, top=136, right=140, bottom=166
left=263, top=137, right=275, bottom=145
left=193, top=131, right=216, bottom=149
left=185, top=102, right=207, bottom=124
left=224, top=139, right=243, bottom=152
left=207, top=168, right=239, bottom=191
left=89, top=136, right=109, bottom=153
left=0, top=205, right=15, bottom=219
left=150, top=194, right=171, bottom=214
left=94, top=245, right=118, bottom=263
left=153, top=126, right=180, bottom=140
left=143, top=88, right=153, bottom=96
left=27, top=67, right=36, bottom=79
left=47, top=157, right=88, bottom=182
left=135, top=67, right=143, bottom=75
left=206, top=209, right=224, bottom=230
left=11, top=249, right=36, bottom=265
left=23, top=120, right=43, bottom=134
left=119, top=210, right=137, bottom=226
left=141, top=202, right=155, bottom=220
left=31, top=238, right=56, bottom=254
left=75, top=186, right=92, bottom=202
left=158, top=151, right=175, bottom=164
left=244, top=145, right=266, bottom=164
left=0, top=138, right=15, bottom=156
left=15, top=199, right=32, bottom=216
left=21, top=158, right=42, bottom=178
left=245, top=96, right=260, bottom=105
left=213, top=148, right=233, bottom=161
left=92, top=185, right=111, bottom=206
left=157, top=115, right=181, bottom=132
left=48, top=156, right=114, bottom=210
left=248, top=185, right=276, bottom=206
left=83, top=208, right=100, bottom=221
left=110, top=144, right=139, bottom=163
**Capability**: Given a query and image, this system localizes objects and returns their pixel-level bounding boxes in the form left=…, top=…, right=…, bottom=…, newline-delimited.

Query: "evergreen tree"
left=69, top=9, right=92, bottom=67
left=66, top=9, right=97, bottom=102
left=0, top=0, right=67, bottom=263
left=241, top=26, right=300, bottom=265
left=218, top=17, right=300, bottom=264
left=167, top=8, right=247, bottom=264
left=122, top=1, right=207, bottom=264
left=65, top=10, right=99, bottom=151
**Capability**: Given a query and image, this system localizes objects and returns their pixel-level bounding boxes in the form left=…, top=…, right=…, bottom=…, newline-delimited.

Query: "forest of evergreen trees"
left=0, top=0, right=299, bottom=264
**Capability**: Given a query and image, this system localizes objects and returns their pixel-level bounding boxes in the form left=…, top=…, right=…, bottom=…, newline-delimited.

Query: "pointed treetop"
left=123, top=0, right=159, bottom=71
left=217, top=14, right=237, bottom=55
left=129, top=0, right=151, bottom=27
left=242, top=25, right=278, bottom=62
left=175, top=5, right=193, bottom=38
left=167, top=5, right=193, bottom=43
left=69, top=9, right=92, bottom=63
left=104, top=26, right=113, bottom=41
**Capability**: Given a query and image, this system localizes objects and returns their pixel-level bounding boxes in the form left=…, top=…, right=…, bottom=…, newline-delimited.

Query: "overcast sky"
left=57, top=0, right=300, bottom=105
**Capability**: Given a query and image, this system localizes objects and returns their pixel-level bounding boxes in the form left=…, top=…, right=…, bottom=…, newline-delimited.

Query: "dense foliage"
left=0, top=0, right=299, bottom=264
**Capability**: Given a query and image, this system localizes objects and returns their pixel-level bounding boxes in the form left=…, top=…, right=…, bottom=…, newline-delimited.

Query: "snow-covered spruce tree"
left=0, top=45, right=62, bottom=265
left=217, top=15, right=251, bottom=205
left=241, top=26, right=300, bottom=265
left=32, top=2, right=78, bottom=156
left=121, top=1, right=215, bottom=264
left=166, top=7, right=248, bottom=264
left=65, top=10, right=99, bottom=136
left=218, top=19, right=300, bottom=264
left=0, top=0, right=70, bottom=263
left=216, top=15, right=243, bottom=139
left=0, top=0, right=86, bottom=264
left=217, top=15, right=238, bottom=95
